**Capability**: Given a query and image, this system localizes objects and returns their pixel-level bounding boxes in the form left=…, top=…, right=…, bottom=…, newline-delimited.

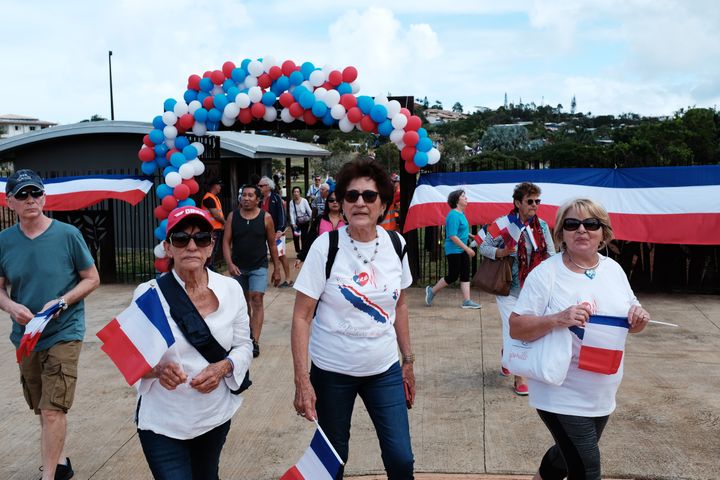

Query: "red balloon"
left=178, top=113, right=195, bottom=131
left=222, top=61, right=235, bottom=78
left=187, top=74, right=201, bottom=90
left=183, top=178, right=199, bottom=195
left=202, top=96, right=215, bottom=110
left=303, top=110, right=318, bottom=126
left=251, top=103, right=266, bottom=119
left=404, top=159, right=420, bottom=175
left=138, top=146, right=155, bottom=162
left=342, top=66, right=358, bottom=83
left=401, top=146, right=417, bottom=162
left=328, top=70, right=343, bottom=86
left=161, top=195, right=178, bottom=211
left=346, top=107, right=363, bottom=123
left=279, top=92, right=294, bottom=108
left=340, top=94, right=357, bottom=110
left=166, top=148, right=179, bottom=160
left=281, top=60, right=296, bottom=77
left=321, top=81, right=332, bottom=90
left=258, top=73, right=272, bottom=89
left=406, top=115, right=422, bottom=131
left=238, top=108, right=253, bottom=124
left=202, top=70, right=213, bottom=78
left=399, top=108, right=411, bottom=117
left=289, top=102, right=304, bottom=118
left=154, top=205, right=169, bottom=220
left=268, top=66, right=282, bottom=80
left=143, top=134, right=153, bottom=147
left=173, top=183, right=190, bottom=200
left=403, top=131, right=420, bottom=146
left=360, top=115, right=376, bottom=132
left=210, top=69, right=225, bottom=85
left=154, top=257, right=171, bottom=273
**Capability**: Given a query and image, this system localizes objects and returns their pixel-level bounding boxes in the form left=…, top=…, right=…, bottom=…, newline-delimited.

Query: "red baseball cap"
left=165, top=206, right=213, bottom=237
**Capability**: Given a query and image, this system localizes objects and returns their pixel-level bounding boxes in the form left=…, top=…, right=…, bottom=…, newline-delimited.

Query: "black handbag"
left=157, top=273, right=251, bottom=394
left=472, top=256, right=513, bottom=296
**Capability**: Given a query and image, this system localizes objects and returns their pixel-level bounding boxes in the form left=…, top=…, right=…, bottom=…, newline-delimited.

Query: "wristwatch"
left=402, top=353, right=415, bottom=364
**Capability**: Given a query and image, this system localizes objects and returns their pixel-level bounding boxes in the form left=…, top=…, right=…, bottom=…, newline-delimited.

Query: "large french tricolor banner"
left=97, top=287, right=175, bottom=385
left=16, top=301, right=65, bottom=363
left=281, top=422, right=343, bottom=480
left=571, top=315, right=630, bottom=375
left=405, top=165, right=720, bottom=245
left=0, top=174, right=153, bottom=211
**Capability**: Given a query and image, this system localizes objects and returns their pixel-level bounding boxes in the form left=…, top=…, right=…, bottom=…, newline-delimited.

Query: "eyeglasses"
left=327, top=198, right=338, bottom=203
left=168, top=231, right=213, bottom=248
left=13, top=189, right=44, bottom=200
left=257, top=183, right=268, bottom=188
left=344, top=190, right=379, bottom=203
left=562, top=218, right=604, bottom=231
left=526, top=198, right=541, bottom=205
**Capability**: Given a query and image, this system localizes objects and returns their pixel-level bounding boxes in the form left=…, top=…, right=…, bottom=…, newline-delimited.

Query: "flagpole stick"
left=649, top=319, right=679, bottom=327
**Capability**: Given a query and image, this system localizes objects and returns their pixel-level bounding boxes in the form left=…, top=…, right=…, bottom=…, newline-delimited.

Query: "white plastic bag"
left=502, top=327, right=572, bottom=385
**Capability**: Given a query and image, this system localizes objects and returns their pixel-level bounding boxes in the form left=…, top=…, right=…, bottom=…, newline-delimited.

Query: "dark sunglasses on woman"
left=13, top=189, right=44, bottom=200
left=327, top=197, right=338, bottom=203
left=526, top=198, right=541, bottom=205
left=562, top=218, right=604, bottom=231
left=169, top=231, right=213, bottom=248
left=344, top=190, right=379, bottom=203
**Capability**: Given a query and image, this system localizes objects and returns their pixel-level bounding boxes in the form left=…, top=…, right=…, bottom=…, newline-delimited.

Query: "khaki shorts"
left=19, top=340, right=81, bottom=414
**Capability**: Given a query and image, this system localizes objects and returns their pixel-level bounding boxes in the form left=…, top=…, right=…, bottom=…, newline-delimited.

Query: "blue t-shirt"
left=0, top=220, right=95, bottom=350
left=444, top=209, right=469, bottom=255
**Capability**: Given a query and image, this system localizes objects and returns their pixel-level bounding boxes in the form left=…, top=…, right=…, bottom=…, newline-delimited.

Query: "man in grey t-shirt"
left=0, top=170, right=99, bottom=480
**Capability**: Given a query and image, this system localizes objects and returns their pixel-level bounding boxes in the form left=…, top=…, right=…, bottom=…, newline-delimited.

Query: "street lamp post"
left=108, top=50, right=115, bottom=120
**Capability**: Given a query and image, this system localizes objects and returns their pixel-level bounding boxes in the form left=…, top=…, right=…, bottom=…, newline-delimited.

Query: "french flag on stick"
left=16, top=301, right=65, bottom=363
left=477, top=214, right=525, bottom=248
left=97, top=287, right=174, bottom=385
left=281, top=422, right=343, bottom=480
left=576, top=315, right=630, bottom=375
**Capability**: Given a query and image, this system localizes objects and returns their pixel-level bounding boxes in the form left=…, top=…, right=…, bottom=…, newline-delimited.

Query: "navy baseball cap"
left=6, top=169, right=44, bottom=196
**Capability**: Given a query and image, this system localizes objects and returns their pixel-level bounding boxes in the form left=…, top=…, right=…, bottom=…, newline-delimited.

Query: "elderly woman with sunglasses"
left=291, top=158, right=415, bottom=479
left=478, top=182, right=555, bottom=395
left=509, top=198, right=650, bottom=480
left=131, top=206, right=253, bottom=480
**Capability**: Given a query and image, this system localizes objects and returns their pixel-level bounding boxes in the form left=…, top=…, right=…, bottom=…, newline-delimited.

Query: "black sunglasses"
left=562, top=218, right=604, bottom=231
left=526, top=198, right=541, bottom=205
left=327, top=197, right=338, bottom=203
left=344, top=190, right=379, bottom=203
left=13, top=189, right=44, bottom=200
left=169, top=231, right=213, bottom=248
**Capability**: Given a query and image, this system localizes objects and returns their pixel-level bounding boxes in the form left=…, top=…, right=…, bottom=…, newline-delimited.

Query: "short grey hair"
left=320, top=183, right=330, bottom=191
left=260, top=176, right=275, bottom=190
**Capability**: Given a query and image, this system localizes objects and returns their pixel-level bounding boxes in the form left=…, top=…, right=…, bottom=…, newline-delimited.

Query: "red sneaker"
left=500, top=366, right=511, bottom=377
left=514, top=383, right=529, bottom=396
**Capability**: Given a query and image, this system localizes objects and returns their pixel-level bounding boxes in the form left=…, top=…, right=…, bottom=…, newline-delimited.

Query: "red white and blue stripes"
left=281, top=423, right=343, bottom=480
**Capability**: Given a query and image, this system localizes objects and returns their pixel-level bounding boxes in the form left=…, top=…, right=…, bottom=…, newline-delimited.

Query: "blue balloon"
left=206, top=121, right=219, bottom=131
left=418, top=127, right=428, bottom=138
left=199, top=77, right=214, bottom=92
left=231, top=67, right=247, bottom=83
left=194, top=108, right=208, bottom=123
left=226, top=86, right=239, bottom=102
left=300, top=62, right=315, bottom=80
left=159, top=219, right=168, bottom=233
left=299, top=91, right=315, bottom=109
left=154, top=143, right=169, bottom=157
left=337, top=82, right=352, bottom=95
left=156, top=155, right=170, bottom=169
left=156, top=184, right=173, bottom=199
left=289, top=70, right=304, bottom=86
left=273, top=76, right=290, bottom=93
left=292, top=85, right=308, bottom=102
left=183, top=89, right=198, bottom=103
left=357, top=96, right=374, bottom=114
left=222, top=79, right=235, bottom=92
left=414, top=151, right=429, bottom=168
left=174, top=136, right=190, bottom=150
left=416, top=137, right=433, bottom=153
left=149, top=129, right=165, bottom=145
left=197, top=92, right=210, bottom=104
left=163, top=166, right=178, bottom=177
left=141, top=160, right=157, bottom=175
left=152, top=115, right=165, bottom=129
left=322, top=111, right=335, bottom=126
left=163, top=98, right=177, bottom=112
left=370, top=104, right=388, bottom=123
left=154, top=225, right=165, bottom=241
left=240, top=58, right=251, bottom=70
left=170, top=152, right=186, bottom=168
left=213, top=94, right=229, bottom=111
left=378, top=119, right=394, bottom=137
left=261, top=91, right=277, bottom=106
left=182, top=145, right=198, bottom=160
left=178, top=198, right=196, bottom=207
left=312, top=101, right=328, bottom=117
left=207, top=108, right=222, bottom=122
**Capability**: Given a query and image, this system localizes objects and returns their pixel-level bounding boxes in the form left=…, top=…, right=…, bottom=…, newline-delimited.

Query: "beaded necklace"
left=347, top=228, right=379, bottom=264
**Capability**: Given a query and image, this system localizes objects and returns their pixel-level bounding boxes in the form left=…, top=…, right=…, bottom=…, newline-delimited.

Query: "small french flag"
left=476, top=214, right=525, bottom=248
left=281, top=422, right=343, bottom=480
left=576, top=315, right=630, bottom=375
left=16, top=301, right=65, bottom=363
left=97, top=287, right=175, bottom=385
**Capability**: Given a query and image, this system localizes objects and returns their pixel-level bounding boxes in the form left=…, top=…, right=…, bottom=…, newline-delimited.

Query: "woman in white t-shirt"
left=291, top=158, right=415, bottom=479
left=510, top=198, right=651, bottom=480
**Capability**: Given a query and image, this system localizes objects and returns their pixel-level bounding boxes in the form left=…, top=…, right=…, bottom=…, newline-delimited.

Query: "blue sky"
left=2, top=0, right=718, bottom=124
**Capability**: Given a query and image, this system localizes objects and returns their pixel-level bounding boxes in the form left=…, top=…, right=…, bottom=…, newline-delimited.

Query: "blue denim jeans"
left=311, top=362, right=414, bottom=480
left=536, top=410, right=609, bottom=480
left=138, top=420, right=231, bottom=480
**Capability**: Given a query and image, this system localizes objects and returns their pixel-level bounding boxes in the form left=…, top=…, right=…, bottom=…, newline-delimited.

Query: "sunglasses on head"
left=525, top=198, right=541, bottom=205
left=344, top=190, right=379, bottom=203
left=13, top=189, right=44, bottom=200
left=562, top=218, right=603, bottom=231
left=168, top=231, right=213, bottom=248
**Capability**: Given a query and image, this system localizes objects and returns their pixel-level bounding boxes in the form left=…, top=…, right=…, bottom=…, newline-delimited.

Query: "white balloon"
left=300, top=80, right=312, bottom=90
left=192, top=159, right=206, bottom=176
left=248, top=86, right=263, bottom=104
left=313, top=87, right=328, bottom=103
left=322, top=64, right=334, bottom=76
left=244, top=75, right=258, bottom=87
left=330, top=104, right=346, bottom=120
left=280, top=107, right=294, bottom=123
left=165, top=172, right=182, bottom=188
left=211, top=85, right=224, bottom=95
left=163, top=125, right=178, bottom=139
left=309, top=70, right=325, bottom=87
left=386, top=100, right=401, bottom=118
left=173, top=102, right=189, bottom=117
left=391, top=113, right=408, bottom=129
left=390, top=128, right=405, bottom=144
left=350, top=81, right=360, bottom=94
left=235, top=93, right=251, bottom=109
left=338, top=117, right=354, bottom=133
left=153, top=243, right=166, bottom=259
left=263, top=107, right=278, bottom=122
left=162, top=111, right=177, bottom=126
left=427, top=148, right=441, bottom=165
left=191, top=142, right=205, bottom=156
left=179, top=162, right=195, bottom=179
left=262, top=55, right=277, bottom=72
left=192, top=122, right=207, bottom=136
left=224, top=103, right=240, bottom=119
left=188, top=100, right=202, bottom=114
left=374, top=95, right=389, bottom=106
left=396, top=141, right=405, bottom=151
left=324, top=89, right=341, bottom=107
left=248, top=60, right=263, bottom=77
left=164, top=138, right=175, bottom=149
left=221, top=116, right=235, bottom=127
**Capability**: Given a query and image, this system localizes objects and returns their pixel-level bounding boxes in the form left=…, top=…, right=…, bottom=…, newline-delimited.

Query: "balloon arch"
left=138, top=56, right=440, bottom=272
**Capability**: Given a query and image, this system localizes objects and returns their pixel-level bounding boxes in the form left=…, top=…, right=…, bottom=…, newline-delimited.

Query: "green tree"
left=452, top=102, right=463, bottom=113
left=80, top=114, right=107, bottom=122
left=430, top=100, right=443, bottom=109
left=479, top=125, right=529, bottom=152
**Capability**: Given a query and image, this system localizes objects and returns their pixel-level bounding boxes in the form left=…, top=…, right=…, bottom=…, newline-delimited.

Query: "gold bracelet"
left=402, top=353, right=415, bottom=364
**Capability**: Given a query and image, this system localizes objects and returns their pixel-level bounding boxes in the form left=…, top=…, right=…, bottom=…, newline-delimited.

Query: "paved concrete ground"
left=1, top=280, right=718, bottom=480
